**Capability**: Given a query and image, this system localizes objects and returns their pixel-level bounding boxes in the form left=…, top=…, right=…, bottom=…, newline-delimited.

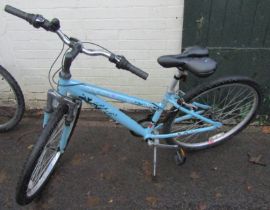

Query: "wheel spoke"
left=27, top=116, right=65, bottom=197
left=167, top=81, right=259, bottom=148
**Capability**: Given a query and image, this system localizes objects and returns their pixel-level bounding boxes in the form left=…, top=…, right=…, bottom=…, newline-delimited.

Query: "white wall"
left=0, top=0, right=184, bottom=109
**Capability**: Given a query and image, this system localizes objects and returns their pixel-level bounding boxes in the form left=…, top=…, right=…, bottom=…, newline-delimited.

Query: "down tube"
left=68, top=89, right=147, bottom=137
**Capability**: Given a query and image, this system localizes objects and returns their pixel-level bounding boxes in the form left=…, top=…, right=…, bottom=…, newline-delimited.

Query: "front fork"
left=43, top=89, right=81, bottom=152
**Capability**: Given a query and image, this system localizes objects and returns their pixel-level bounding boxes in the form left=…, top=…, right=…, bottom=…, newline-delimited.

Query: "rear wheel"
left=16, top=103, right=81, bottom=205
left=0, top=65, right=25, bottom=132
left=163, top=76, right=262, bottom=150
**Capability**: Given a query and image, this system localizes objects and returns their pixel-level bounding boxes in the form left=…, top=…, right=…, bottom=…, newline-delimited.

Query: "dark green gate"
left=182, top=0, right=270, bottom=121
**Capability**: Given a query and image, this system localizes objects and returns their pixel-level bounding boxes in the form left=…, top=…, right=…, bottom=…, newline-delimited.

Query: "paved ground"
left=0, top=112, right=270, bottom=210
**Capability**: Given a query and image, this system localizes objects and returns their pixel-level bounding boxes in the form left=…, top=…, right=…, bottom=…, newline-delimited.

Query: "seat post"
left=168, top=70, right=186, bottom=93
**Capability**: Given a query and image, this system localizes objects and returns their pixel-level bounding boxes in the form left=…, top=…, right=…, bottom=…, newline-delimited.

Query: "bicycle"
left=4, top=5, right=262, bottom=205
left=0, top=65, right=25, bottom=132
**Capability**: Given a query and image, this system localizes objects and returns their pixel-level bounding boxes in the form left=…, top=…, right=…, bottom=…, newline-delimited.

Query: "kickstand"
left=153, top=144, right=157, bottom=177
left=149, top=138, right=185, bottom=180
left=152, top=139, right=159, bottom=178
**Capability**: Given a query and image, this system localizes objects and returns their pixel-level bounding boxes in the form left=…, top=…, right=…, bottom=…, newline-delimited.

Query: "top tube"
left=58, top=78, right=162, bottom=110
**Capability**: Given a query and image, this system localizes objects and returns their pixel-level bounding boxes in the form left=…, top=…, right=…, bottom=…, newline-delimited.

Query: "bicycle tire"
left=163, top=76, right=262, bottom=150
left=0, top=65, right=25, bottom=132
left=16, top=102, right=81, bottom=205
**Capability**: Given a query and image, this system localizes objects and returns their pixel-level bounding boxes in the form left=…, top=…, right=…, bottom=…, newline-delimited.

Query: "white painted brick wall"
left=0, top=0, right=184, bottom=109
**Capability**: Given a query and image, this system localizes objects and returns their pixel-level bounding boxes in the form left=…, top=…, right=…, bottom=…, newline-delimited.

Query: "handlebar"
left=4, top=5, right=148, bottom=80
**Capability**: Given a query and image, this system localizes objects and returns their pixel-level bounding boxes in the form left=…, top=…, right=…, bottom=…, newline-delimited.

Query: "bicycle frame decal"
left=54, top=78, right=223, bottom=141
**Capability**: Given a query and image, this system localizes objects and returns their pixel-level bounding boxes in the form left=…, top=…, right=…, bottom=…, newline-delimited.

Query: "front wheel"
left=163, top=76, right=262, bottom=150
left=16, top=102, right=81, bottom=205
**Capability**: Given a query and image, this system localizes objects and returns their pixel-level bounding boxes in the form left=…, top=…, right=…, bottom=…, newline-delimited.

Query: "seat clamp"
left=174, top=75, right=181, bottom=80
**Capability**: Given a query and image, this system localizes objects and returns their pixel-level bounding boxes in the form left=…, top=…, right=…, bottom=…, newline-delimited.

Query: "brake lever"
left=109, top=54, right=121, bottom=64
left=31, top=15, right=60, bottom=32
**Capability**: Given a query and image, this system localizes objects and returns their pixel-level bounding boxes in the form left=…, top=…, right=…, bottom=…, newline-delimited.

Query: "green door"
left=182, top=0, right=270, bottom=121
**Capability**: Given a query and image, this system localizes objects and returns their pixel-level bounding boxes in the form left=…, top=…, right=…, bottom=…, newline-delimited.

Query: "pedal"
left=174, top=148, right=186, bottom=166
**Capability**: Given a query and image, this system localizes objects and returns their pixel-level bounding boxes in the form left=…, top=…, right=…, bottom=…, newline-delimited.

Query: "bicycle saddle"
left=157, top=46, right=217, bottom=77
left=180, top=46, right=209, bottom=57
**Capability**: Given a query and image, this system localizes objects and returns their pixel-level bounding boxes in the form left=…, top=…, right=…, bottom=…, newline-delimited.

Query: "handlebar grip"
left=4, top=5, right=32, bottom=22
left=126, top=63, right=149, bottom=80
left=5, top=5, right=60, bottom=32
left=111, top=55, right=148, bottom=80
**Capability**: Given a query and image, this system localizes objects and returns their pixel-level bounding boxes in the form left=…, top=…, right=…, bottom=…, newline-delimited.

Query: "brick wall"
left=0, top=0, right=184, bottom=109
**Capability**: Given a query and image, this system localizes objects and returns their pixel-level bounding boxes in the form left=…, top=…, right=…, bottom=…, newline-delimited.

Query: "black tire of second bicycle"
left=0, top=65, right=25, bottom=132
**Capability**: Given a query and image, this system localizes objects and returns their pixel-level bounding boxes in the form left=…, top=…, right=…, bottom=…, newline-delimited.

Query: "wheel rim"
left=26, top=118, right=65, bottom=197
left=0, top=73, right=19, bottom=128
left=171, top=83, right=259, bottom=148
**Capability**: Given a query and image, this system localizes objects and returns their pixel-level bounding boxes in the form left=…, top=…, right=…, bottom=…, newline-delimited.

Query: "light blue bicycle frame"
left=44, top=77, right=222, bottom=152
